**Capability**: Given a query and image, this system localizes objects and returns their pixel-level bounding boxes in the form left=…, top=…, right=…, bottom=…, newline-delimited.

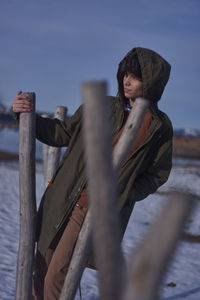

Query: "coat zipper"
left=54, top=178, right=87, bottom=229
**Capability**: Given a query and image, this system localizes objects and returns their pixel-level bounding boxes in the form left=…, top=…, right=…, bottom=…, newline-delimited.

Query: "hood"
left=117, top=47, right=171, bottom=103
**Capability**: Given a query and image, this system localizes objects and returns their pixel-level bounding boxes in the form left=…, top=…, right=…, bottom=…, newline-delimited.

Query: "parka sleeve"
left=12, top=105, right=83, bottom=147
left=36, top=106, right=82, bottom=147
left=131, top=127, right=173, bottom=202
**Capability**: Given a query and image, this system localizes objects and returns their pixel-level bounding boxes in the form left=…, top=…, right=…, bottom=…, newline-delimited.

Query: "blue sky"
left=1, top=0, right=200, bottom=129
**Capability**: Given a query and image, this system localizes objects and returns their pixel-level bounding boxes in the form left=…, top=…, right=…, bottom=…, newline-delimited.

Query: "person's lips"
left=124, top=89, right=131, bottom=93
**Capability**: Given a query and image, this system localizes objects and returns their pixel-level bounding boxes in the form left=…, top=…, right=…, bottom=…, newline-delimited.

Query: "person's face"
left=123, top=72, right=143, bottom=101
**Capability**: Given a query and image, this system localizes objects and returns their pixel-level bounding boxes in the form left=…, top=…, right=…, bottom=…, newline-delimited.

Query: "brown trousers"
left=32, top=204, right=88, bottom=300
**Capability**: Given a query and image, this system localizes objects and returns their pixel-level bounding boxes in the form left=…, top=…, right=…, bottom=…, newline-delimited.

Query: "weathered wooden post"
left=15, top=92, right=36, bottom=300
left=59, top=209, right=92, bottom=300
left=45, top=106, right=67, bottom=188
left=59, top=84, right=150, bottom=300
left=124, top=192, right=195, bottom=300
left=113, top=97, right=149, bottom=173
left=82, top=81, right=125, bottom=300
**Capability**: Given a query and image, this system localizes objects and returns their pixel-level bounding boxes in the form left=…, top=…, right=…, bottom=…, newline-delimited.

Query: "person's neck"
left=129, top=98, right=135, bottom=107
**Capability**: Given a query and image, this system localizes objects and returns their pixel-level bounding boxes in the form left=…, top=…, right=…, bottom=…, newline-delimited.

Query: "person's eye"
left=130, top=73, right=136, bottom=79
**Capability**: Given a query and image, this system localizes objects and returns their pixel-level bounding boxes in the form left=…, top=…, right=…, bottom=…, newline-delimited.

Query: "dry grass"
left=0, top=150, right=19, bottom=161
left=182, top=232, right=200, bottom=243
left=1, top=135, right=200, bottom=161
left=173, top=136, right=200, bottom=159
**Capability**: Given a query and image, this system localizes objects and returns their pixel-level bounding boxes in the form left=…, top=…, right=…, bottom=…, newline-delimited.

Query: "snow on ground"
left=0, top=160, right=200, bottom=300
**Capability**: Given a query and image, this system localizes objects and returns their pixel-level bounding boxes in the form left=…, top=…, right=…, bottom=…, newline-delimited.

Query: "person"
left=12, top=47, right=173, bottom=300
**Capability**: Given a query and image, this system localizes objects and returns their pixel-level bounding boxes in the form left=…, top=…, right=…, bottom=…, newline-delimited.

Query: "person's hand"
left=12, top=91, right=33, bottom=113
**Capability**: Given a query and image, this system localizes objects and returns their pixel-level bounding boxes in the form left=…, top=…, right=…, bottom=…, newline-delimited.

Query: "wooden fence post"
left=124, top=192, right=195, bottom=300
left=59, top=84, right=150, bottom=300
left=82, top=81, right=125, bottom=300
left=45, top=106, right=67, bottom=188
left=113, top=97, right=149, bottom=173
left=15, top=92, right=36, bottom=300
left=59, top=210, right=92, bottom=300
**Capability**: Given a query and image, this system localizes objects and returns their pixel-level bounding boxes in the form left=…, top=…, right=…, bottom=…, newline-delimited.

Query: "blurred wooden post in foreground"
left=113, top=97, right=149, bottom=173
left=82, top=81, right=125, bottom=300
left=125, top=192, right=195, bottom=300
left=59, top=209, right=93, bottom=300
left=59, top=83, right=150, bottom=300
left=15, top=92, right=36, bottom=300
left=44, top=106, right=67, bottom=188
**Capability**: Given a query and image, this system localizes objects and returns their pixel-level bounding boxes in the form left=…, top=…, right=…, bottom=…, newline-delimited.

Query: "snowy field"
left=0, top=159, right=200, bottom=300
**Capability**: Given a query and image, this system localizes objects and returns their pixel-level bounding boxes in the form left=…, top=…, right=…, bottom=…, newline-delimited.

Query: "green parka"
left=35, top=47, right=173, bottom=257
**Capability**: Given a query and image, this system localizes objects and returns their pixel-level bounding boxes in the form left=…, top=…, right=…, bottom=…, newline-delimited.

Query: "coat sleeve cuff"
left=11, top=108, right=20, bottom=122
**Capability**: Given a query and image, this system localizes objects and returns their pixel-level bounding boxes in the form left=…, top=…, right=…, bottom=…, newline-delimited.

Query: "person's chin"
left=125, top=93, right=132, bottom=99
